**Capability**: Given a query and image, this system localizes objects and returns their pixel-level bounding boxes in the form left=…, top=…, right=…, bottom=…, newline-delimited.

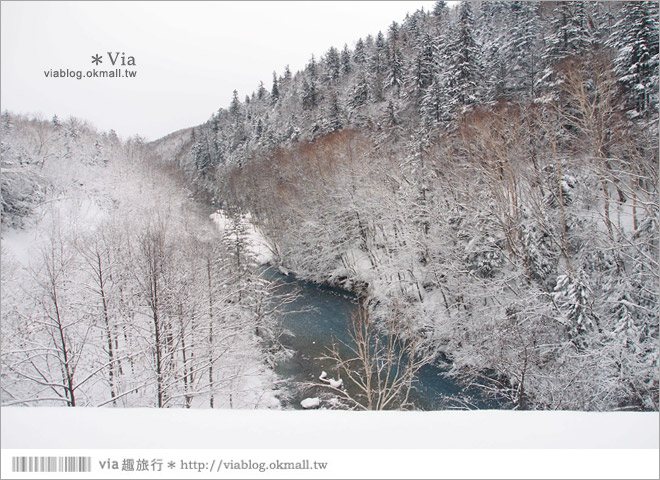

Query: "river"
left=262, top=266, right=480, bottom=410
left=205, top=206, right=488, bottom=410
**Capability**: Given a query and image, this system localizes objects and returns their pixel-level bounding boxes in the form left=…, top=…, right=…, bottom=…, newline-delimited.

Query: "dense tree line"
left=179, top=1, right=657, bottom=184
left=164, top=1, right=658, bottom=410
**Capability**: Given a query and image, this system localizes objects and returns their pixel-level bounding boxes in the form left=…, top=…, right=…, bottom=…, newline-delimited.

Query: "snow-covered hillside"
left=168, top=1, right=659, bottom=412
left=1, top=114, right=282, bottom=409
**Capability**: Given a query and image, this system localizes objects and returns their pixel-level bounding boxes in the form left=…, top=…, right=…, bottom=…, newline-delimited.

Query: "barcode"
left=11, top=456, right=92, bottom=473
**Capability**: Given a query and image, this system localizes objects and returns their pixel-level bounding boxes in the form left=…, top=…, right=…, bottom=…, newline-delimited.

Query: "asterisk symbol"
left=167, top=461, right=176, bottom=469
left=91, top=54, right=102, bottom=65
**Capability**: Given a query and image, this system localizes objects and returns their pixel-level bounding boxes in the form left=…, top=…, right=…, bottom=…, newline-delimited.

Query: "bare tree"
left=134, top=218, right=172, bottom=407
left=319, top=299, right=432, bottom=410
left=76, top=228, right=121, bottom=405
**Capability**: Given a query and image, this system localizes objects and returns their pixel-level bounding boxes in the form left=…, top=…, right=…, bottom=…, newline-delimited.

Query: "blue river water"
left=261, top=266, right=479, bottom=410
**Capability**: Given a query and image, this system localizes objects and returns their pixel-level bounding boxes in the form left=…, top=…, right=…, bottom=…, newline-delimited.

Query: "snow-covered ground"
left=2, top=408, right=657, bottom=449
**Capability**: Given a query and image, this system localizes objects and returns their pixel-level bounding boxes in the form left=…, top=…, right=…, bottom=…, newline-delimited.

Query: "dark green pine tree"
left=385, top=99, right=399, bottom=128
left=255, top=118, right=263, bottom=140
left=229, top=89, right=241, bottom=117
left=324, top=46, right=341, bottom=84
left=377, top=99, right=403, bottom=144
left=388, top=21, right=399, bottom=45
left=307, top=54, right=318, bottom=81
left=477, top=1, right=507, bottom=101
left=368, top=31, right=387, bottom=102
left=325, top=90, right=343, bottom=132
left=421, top=74, right=446, bottom=128
left=432, top=0, right=448, bottom=18
left=506, top=1, right=541, bottom=100
left=591, top=1, right=617, bottom=50
left=448, top=1, right=481, bottom=108
left=386, top=22, right=403, bottom=96
left=271, top=71, right=279, bottom=103
left=353, top=38, right=367, bottom=66
left=192, top=135, right=213, bottom=175
left=282, top=64, right=292, bottom=84
left=257, top=81, right=267, bottom=101
left=538, top=1, right=595, bottom=93
left=544, top=1, right=592, bottom=61
left=386, top=43, right=404, bottom=96
left=611, top=1, right=659, bottom=117
left=341, top=44, right=353, bottom=75
left=348, top=73, right=370, bottom=111
left=411, top=33, right=436, bottom=103
left=403, top=9, right=425, bottom=44
left=301, top=77, right=318, bottom=111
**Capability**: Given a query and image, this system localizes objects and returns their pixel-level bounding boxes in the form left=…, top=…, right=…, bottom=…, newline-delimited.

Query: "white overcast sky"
left=1, top=1, right=438, bottom=140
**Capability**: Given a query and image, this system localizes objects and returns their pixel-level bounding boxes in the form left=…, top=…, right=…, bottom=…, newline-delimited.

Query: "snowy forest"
left=1, top=1, right=658, bottom=411
left=1, top=116, right=290, bottom=408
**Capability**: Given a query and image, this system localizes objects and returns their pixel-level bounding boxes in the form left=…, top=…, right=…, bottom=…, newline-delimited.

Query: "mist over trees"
left=1, top=113, right=286, bottom=408
left=2, top=1, right=658, bottom=411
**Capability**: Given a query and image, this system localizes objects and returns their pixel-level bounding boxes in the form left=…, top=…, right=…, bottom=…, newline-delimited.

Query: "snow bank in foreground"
left=1, top=408, right=657, bottom=449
